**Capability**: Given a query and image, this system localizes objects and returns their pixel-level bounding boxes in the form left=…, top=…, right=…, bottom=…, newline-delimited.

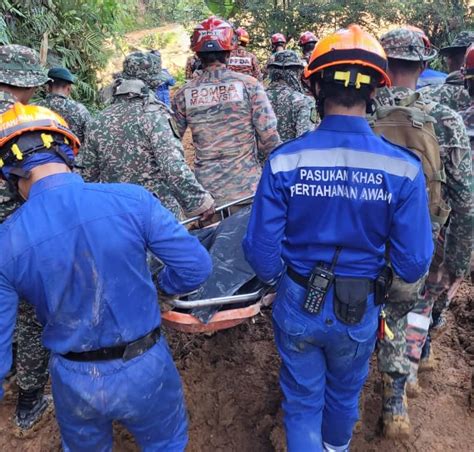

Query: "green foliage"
left=0, top=0, right=135, bottom=107
left=173, top=67, right=186, bottom=87
left=142, top=0, right=211, bottom=27
left=232, top=0, right=473, bottom=67
left=205, top=0, right=237, bottom=18
left=140, top=31, right=178, bottom=50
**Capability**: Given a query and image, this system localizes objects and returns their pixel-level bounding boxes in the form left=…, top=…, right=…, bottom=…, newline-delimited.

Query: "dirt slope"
left=0, top=282, right=472, bottom=451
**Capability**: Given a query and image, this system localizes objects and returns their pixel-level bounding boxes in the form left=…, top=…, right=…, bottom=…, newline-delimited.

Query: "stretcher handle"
left=181, top=194, right=254, bottom=226
left=168, top=288, right=264, bottom=309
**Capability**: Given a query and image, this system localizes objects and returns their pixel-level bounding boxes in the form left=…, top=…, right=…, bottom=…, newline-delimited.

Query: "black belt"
left=287, top=267, right=375, bottom=292
left=62, top=326, right=161, bottom=362
left=287, top=267, right=311, bottom=288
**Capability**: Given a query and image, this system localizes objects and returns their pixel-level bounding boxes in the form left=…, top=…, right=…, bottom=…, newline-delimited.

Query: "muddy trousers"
left=377, top=275, right=430, bottom=378
left=272, top=275, right=380, bottom=451
left=50, top=337, right=188, bottom=452
left=14, top=301, right=50, bottom=391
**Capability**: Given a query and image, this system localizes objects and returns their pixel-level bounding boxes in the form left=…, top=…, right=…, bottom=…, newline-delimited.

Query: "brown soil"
left=99, top=24, right=191, bottom=87
left=1, top=282, right=472, bottom=451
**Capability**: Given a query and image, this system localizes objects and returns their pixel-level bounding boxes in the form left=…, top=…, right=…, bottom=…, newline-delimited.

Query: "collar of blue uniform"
left=29, top=172, right=84, bottom=198
left=318, top=114, right=373, bottom=134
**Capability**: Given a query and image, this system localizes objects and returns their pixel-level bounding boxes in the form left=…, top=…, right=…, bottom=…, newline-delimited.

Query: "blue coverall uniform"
left=0, top=173, right=212, bottom=451
left=416, top=68, right=447, bottom=88
left=243, top=115, right=434, bottom=451
left=155, top=69, right=176, bottom=107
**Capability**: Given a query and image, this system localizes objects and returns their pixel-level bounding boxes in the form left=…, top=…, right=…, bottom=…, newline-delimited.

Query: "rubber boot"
left=430, top=310, right=447, bottom=338
left=419, top=333, right=436, bottom=372
left=382, top=373, right=410, bottom=439
left=15, top=388, right=52, bottom=431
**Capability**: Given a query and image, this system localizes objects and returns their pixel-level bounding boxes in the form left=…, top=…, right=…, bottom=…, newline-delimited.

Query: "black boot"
left=15, top=388, right=51, bottom=430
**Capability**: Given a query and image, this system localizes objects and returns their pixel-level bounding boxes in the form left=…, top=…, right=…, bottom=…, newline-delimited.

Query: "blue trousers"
left=272, top=275, right=379, bottom=452
left=50, top=337, right=188, bottom=451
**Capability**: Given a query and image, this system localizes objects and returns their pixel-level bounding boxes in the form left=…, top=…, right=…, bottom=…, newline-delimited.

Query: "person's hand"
left=199, top=204, right=216, bottom=222
left=158, top=289, right=177, bottom=312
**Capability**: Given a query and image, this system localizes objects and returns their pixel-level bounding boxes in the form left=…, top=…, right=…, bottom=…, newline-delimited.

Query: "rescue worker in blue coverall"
left=0, top=103, right=212, bottom=451
left=243, top=25, right=434, bottom=451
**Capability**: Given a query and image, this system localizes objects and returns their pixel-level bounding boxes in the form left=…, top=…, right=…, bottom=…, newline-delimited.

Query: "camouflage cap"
left=380, top=28, right=437, bottom=62
left=268, top=50, right=305, bottom=68
left=0, top=45, right=49, bottom=88
left=149, top=49, right=162, bottom=64
left=122, top=51, right=162, bottom=86
left=440, top=31, right=474, bottom=55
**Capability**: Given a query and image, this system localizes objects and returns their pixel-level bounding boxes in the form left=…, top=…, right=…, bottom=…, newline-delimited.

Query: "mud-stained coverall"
left=243, top=115, right=433, bottom=451
left=0, top=173, right=212, bottom=451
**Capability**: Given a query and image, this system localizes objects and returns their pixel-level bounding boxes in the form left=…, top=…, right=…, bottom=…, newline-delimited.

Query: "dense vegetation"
left=1, top=0, right=472, bottom=107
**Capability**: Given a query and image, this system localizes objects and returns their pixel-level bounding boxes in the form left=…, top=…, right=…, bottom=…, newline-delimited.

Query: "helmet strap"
left=1, top=169, right=29, bottom=204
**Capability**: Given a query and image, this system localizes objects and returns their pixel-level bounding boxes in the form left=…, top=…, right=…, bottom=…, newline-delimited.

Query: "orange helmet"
left=236, top=27, right=250, bottom=45
left=0, top=103, right=80, bottom=171
left=304, top=24, right=391, bottom=88
left=191, top=16, right=237, bottom=53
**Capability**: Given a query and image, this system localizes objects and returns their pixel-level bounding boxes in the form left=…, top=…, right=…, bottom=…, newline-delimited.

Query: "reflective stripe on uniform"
left=407, top=311, right=431, bottom=331
left=270, top=147, right=419, bottom=180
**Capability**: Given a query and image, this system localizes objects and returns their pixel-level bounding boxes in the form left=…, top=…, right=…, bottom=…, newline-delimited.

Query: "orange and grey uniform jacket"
left=227, top=46, right=262, bottom=81
left=172, top=63, right=281, bottom=205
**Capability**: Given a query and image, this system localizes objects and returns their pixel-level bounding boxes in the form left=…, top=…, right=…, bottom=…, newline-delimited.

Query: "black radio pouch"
left=333, top=278, right=371, bottom=325
left=375, top=266, right=393, bottom=306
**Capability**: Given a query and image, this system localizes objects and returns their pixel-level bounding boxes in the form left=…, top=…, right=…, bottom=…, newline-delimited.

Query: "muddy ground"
left=0, top=282, right=472, bottom=451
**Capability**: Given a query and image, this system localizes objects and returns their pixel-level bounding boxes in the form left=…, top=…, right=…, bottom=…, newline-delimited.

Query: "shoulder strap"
left=395, top=92, right=419, bottom=107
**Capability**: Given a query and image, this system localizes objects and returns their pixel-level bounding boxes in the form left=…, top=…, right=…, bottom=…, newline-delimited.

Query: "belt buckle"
left=122, top=333, right=154, bottom=362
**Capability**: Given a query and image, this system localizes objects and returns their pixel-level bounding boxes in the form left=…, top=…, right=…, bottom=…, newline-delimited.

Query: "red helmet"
left=236, top=27, right=250, bottom=45
left=299, top=31, right=317, bottom=46
left=464, top=43, right=474, bottom=77
left=271, top=33, right=287, bottom=45
left=191, top=16, right=237, bottom=53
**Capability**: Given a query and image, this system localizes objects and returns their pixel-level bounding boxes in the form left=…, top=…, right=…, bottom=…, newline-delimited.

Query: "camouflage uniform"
left=461, top=101, right=474, bottom=282
left=172, top=62, right=280, bottom=205
left=227, top=45, right=262, bottom=80
left=376, top=30, right=473, bottom=381
left=418, top=73, right=471, bottom=113
left=37, top=93, right=91, bottom=144
left=0, top=45, right=50, bottom=397
left=418, top=31, right=474, bottom=113
left=185, top=54, right=202, bottom=80
left=80, top=52, right=213, bottom=220
left=265, top=50, right=317, bottom=142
